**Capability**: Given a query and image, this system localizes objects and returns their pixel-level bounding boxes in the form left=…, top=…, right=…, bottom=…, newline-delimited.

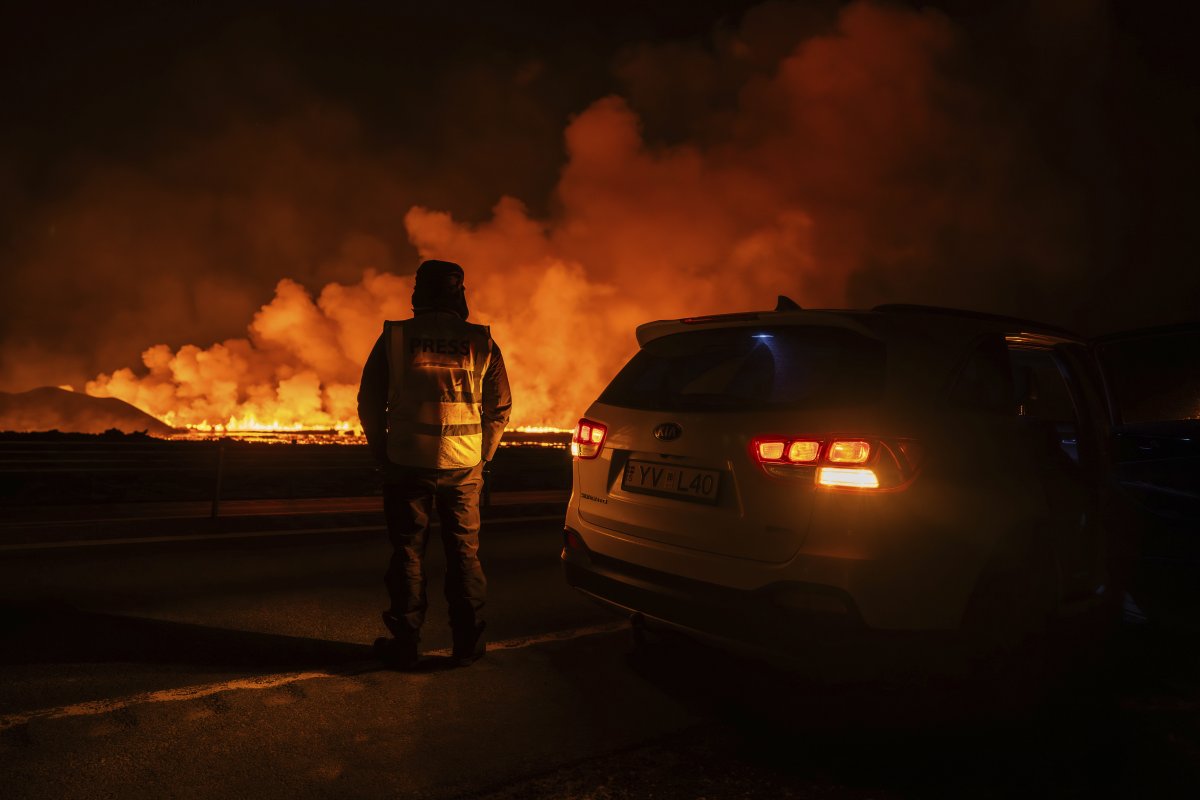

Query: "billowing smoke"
left=86, top=271, right=412, bottom=429
left=15, top=2, right=1132, bottom=429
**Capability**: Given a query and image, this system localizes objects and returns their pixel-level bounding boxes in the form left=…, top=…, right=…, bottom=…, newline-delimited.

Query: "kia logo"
left=653, top=423, right=683, bottom=441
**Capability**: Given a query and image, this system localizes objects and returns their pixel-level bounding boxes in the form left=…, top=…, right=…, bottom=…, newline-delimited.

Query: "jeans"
left=382, top=463, right=486, bottom=639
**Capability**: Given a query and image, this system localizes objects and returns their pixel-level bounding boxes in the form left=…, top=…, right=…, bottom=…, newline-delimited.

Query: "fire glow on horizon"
left=170, top=418, right=570, bottom=436
left=162, top=424, right=572, bottom=446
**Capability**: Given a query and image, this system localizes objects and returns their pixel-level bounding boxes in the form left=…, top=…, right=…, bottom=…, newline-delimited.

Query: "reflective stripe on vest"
left=384, top=314, right=493, bottom=469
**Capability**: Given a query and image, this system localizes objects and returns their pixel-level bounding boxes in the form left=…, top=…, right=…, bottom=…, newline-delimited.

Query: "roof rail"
left=872, top=304, right=1078, bottom=337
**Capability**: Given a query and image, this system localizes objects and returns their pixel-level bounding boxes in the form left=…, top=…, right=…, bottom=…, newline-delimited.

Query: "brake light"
left=571, top=418, right=607, bottom=459
left=827, top=440, right=870, bottom=464
left=787, top=441, right=820, bottom=462
left=755, top=440, right=786, bottom=461
left=752, top=435, right=921, bottom=490
left=752, top=437, right=820, bottom=464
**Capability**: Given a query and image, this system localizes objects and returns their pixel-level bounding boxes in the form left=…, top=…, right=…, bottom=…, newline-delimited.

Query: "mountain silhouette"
left=0, top=387, right=176, bottom=435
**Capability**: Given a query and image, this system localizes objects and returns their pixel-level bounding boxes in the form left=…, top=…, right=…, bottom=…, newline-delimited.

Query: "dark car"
left=563, top=302, right=1187, bottom=660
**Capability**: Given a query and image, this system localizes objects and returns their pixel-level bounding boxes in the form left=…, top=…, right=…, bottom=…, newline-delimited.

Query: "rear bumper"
left=560, top=541, right=969, bottom=677
left=565, top=493, right=982, bottom=632
left=562, top=537, right=866, bottom=652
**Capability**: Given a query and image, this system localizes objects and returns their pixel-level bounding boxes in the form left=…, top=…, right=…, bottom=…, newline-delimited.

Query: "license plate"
left=621, top=460, right=721, bottom=504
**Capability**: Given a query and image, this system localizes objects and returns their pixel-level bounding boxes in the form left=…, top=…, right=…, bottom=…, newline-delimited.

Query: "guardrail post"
left=210, top=438, right=226, bottom=518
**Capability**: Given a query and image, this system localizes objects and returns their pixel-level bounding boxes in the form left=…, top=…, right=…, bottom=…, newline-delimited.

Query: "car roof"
left=631, top=303, right=1085, bottom=405
left=635, top=303, right=1083, bottom=348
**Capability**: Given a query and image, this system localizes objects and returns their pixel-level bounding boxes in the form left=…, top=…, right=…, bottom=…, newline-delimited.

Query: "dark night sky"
left=1, top=1, right=1198, bottom=410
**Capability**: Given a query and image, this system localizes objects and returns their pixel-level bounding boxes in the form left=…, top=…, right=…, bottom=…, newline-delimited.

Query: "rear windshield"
left=1097, top=328, right=1200, bottom=424
left=598, top=325, right=886, bottom=412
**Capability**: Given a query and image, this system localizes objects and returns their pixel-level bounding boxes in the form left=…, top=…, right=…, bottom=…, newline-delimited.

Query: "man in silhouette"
left=358, top=259, right=511, bottom=668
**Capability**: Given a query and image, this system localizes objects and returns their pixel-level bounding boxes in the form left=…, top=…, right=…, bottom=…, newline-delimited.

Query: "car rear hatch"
left=575, top=320, right=888, bottom=563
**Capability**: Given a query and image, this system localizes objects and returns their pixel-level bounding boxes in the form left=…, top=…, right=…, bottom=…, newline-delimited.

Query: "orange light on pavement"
left=818, top=466, right=880, bottom=488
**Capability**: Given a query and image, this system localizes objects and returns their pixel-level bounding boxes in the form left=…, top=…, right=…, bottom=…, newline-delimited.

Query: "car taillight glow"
left=817, top=466, right=880, bottom=488
left=571, top=418, right=607, bottom=459
left=752, top=435, right=921, bottom=490
left=752, top=437, right=821, bottom=464
left=827, top=440, right=870, bottom=464
left=756, top=440, right=786, bottom=461
left=787, top=441, right=820, bottom=463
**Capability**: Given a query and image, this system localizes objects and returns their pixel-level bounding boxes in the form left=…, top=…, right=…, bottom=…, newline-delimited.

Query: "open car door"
left=1093, top=323, right=1200, bottom=625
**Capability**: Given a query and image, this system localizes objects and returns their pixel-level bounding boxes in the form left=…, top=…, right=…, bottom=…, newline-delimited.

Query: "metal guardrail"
left=0, top=439, right=371, bottom=518
left=0, top=438, right=569, bottom=517
left=0, top=440, right=377, bottom=472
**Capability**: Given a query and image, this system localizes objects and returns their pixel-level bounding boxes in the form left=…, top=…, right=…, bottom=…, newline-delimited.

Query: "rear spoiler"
left=636, top=313, right=762, bottom=347
left=634, top=304, right=881, bottom=347
left=635, top=297, right=805, bottom=345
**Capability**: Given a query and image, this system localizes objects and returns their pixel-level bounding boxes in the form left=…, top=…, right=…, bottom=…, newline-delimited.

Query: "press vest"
left=384, top=313, right=494, bottom=469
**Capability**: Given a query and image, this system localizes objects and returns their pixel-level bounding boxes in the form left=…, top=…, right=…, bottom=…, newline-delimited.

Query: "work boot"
left=377, top=611, right=420, bottom=670
left=374, top=636, right=419, bottom=670
left=452, top=622, right=486, bottom=667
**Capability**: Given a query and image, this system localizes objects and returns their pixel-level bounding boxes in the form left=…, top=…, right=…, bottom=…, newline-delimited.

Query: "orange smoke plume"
left=85, top=2, right=1081, bottom=431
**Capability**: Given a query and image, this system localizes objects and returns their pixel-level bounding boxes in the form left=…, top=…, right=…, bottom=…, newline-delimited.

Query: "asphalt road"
left=2, top=514, right=1200, bottom=799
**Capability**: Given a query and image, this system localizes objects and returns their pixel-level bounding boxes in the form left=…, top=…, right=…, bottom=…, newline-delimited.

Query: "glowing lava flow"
left=170, top=415, right=568, bottom=434
left=172, top=415, right=358, bottom=434
left=163, top=415, right=571, bottom=444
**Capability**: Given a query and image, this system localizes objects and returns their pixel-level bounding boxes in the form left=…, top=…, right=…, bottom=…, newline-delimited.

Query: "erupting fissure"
left=173, top=416, right=358, bottom=434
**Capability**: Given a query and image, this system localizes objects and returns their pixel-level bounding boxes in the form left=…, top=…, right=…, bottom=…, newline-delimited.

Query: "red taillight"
left=752, top=436, right=821, bottom=464
left=563, top=527, right=585, bottom=550
left=571, top=418, right=607, bottom=459
left=827, top=440, right=870, bottom=464
left=561, top=527, right=587, bottom=560
left=752, top=435, right=921, bottom=490
left=787, top=441, right=821, bottom=463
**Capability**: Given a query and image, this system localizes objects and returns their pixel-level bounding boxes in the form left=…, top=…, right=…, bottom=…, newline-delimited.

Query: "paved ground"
left=2, top=509, right=1200, bottom=798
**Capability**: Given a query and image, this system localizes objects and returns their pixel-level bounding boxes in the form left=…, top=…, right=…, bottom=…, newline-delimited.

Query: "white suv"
left=562, top=301, right=1123, bottom=657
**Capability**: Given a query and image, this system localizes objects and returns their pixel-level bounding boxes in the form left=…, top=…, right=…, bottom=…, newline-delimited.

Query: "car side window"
left=1008, top=347, right=1081, bottom=463
left=949, top=336, right=1014, bottom=414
